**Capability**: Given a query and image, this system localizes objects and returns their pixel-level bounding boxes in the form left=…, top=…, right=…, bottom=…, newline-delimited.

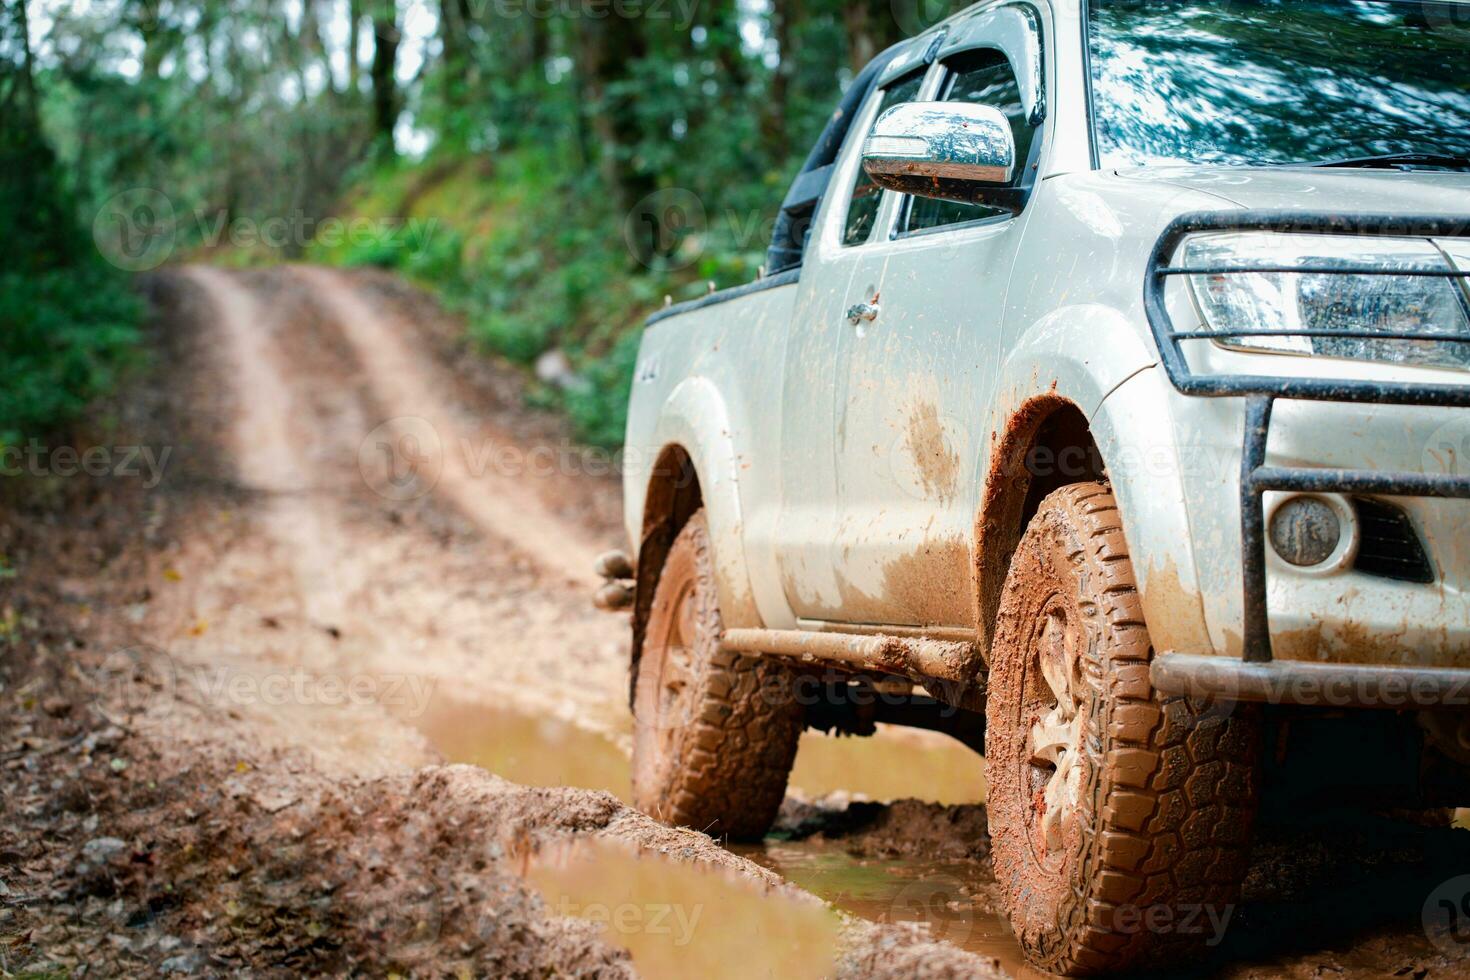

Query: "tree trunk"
left=439, top=0, right=466, bottom=110
left=843, top=0, right=874, bottom=77
left=762, top=0, right=800, bottom=161
left=575, top=14, right=654, bottom=248
left=370, top=0, right=401, bottom=159
left=348, top=0, right=364, bottom=95
left=843, top=0, right=902, bottom=76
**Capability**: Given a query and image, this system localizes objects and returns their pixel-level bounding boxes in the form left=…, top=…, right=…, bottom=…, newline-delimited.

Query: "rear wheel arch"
left=631, top=443, right=703, bottom=706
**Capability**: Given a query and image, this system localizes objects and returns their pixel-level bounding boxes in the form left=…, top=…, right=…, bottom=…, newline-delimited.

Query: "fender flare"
left=644, top=377, right=762, bottom=631
left=970, top=305, right=1197, bottom=657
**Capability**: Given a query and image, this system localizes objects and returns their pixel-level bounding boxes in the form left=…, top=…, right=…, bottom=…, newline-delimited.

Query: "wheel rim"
left=652, top=581, right=699, bottom=749
left=1023, top=596, right=1086, bottom=868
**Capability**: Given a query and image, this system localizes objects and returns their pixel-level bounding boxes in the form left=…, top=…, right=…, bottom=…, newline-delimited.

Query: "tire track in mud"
left=175, top=266, right=630, bottom=762
left=186, top=265, right=348, bottom=633
left=146, top=269, right=1018, bottom=975
left=291, top=264, right=604, bottom=589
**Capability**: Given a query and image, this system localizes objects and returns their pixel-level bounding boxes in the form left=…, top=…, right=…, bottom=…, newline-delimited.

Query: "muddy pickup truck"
left=601, top=0, right=1470, bottom=973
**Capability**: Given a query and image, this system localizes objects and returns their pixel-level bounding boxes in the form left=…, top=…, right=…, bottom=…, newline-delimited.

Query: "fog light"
left=1269, top=496, right=1341, bottom=567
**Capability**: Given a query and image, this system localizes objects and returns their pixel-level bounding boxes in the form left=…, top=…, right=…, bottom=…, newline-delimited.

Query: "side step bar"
left=720, top=627, right=977, bottom=686
left=1152, top=652, right=1470, bottom=708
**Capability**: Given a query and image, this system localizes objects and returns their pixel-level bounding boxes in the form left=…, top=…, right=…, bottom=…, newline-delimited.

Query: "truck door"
left=773, top=63, right=938, bottom=623
left=824, top=7, right=1048, bottom=629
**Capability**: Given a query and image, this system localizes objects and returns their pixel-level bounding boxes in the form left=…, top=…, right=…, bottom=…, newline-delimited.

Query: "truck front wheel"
left=631, top=509, right=803, bottom=839
left=986, top=482, right=1261, bottom=974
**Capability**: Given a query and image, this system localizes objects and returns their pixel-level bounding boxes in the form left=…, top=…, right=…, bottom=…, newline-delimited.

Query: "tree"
left=370, top=0, right=401, bottom=159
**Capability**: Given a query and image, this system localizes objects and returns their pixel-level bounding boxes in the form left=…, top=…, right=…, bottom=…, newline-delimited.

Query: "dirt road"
left=3, top=265, right=1469, bottom=978
left=0, top=265, right=995, bottom=977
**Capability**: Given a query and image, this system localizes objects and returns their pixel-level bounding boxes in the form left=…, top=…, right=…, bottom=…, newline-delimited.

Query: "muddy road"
left=3, top=265, right=1468, bottom=978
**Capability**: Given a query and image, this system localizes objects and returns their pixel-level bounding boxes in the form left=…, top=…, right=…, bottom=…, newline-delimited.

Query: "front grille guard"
left=1142, top=210, right=1470, bottom=664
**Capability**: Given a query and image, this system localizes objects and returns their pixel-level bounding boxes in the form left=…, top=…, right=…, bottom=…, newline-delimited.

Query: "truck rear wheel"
left=986, top=482, right=1261, bottom=975
left=631, top=510, right=802, bottom=839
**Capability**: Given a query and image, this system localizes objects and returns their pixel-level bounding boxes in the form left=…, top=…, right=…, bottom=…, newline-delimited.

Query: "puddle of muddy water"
left=411, top=695, right=987, bottom=806
left=730, top=839, right=1050, bottom=980
left=525, top=837, right=842, bottom=980
left=791, top=727, right=987, bottom=805
left=409, top=697, right=634, bottom=801
left=413, top=697, right=1016, bottom=972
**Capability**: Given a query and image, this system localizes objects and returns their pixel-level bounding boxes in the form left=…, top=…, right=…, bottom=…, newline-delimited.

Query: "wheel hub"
left=655, top=586, right=698, bottom=742
left=1027, top=604, right=1085, bottom=855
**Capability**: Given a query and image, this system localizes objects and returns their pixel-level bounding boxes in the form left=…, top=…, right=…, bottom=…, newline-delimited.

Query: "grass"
left=309, top=147, right=767, bottom=448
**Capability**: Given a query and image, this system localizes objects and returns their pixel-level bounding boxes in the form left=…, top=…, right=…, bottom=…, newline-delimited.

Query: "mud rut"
left=7, top=264, right=1466, bottom=978
left=167, top=266, right=629, bottom=767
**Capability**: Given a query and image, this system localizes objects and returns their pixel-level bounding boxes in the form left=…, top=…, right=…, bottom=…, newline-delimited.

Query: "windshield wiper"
left=1306, top=152, right=1470, bottom=173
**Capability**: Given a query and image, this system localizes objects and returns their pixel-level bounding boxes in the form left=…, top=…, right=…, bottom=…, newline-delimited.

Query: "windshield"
left=1087, top=0, right=1470, bottom=168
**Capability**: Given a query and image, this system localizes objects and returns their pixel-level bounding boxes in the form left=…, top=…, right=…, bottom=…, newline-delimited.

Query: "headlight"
left=1182, top=233, right=1470, bottom=370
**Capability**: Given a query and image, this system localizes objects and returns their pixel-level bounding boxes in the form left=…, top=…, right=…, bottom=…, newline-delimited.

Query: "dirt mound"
left=3, top=715, right=633, bottom=976
left=1, top=646, right=999, bottom=978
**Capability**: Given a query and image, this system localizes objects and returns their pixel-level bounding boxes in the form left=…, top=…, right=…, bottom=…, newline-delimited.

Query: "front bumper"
left=1144, top=210, right=1470, bottom=701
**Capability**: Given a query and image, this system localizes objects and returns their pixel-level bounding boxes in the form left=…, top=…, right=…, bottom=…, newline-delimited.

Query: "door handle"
left=846, top=301, right=880, bottom=326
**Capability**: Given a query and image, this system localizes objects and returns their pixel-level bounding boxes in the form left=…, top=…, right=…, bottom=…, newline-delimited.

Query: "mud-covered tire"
left=632, top=510, right=803, bottom=839
left=985, top=482, right=1261, bottom=975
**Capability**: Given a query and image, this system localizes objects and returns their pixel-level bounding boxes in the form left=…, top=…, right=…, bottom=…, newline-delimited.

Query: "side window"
left=904, top=48, right=1038, bottom=233
left=842, top=71, right=926, bottom=246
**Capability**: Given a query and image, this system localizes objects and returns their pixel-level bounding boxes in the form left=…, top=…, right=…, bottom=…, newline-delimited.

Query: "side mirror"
left=861, top=101, right=1015, bottom=202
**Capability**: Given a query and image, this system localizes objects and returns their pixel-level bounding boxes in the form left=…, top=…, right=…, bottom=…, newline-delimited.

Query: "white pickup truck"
left=603, top=0, right=1470, bottom=973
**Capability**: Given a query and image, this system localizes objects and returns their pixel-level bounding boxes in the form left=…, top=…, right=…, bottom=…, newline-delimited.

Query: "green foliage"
left=0, top=267, right=142, bottom=449
left=0, top=0, right=141, bottom=451
left=20, top=0, right=910, bottom=448
left=563, top=331, right=642, bottom=448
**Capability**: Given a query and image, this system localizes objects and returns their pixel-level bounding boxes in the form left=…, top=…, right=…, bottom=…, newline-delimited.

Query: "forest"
left=2, top=0, right=942, bottom=448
